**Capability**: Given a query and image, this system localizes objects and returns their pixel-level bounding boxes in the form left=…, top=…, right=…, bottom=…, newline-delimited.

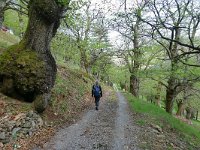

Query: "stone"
left=152, top=129, right=159, bottom=134
left=31, top=121, right=36, bottom=128
left=8, top=120, right=16, bottom=125
left=23, top=122, right=32, bottom=128
left=32, top=112, right=39, bottom=118
left=0, top=142, right=3, bottom=148
left=157, top=134, right=165, bottom=138
left=26, top=111, right=34, bottom=118
left=1, top=138, right=10, bottom=144
left=13, top=113, right=26, bottom=121
left=15, top=120, right=21, bottom=127
left=0, top=132, right=5, bottom=140
left=12, top=127, right=21, bottom=137
left=28, top=131, right=33, bottom=136
left=151, top=124, right=162, bottom=132
left=7, top=124, right=15, bottom=132
left=37, top=117, right=43, bottom=127
left=21, top=119, right=26, bottom=124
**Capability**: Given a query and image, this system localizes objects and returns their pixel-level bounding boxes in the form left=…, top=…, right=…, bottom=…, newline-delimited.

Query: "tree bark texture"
left=22, top=0, right=62, bottom=90
left=130, top=74, right=139, bottom=97
left=155, top=81, right=162, bottom=106
left=186, top=107, right=192, bottom=119
left=165, top=77, right=176, bottom=114
left=176, top=101, right=184, bottom=116
left=165, top=28, right=181, bottom=114
left=129, top=17, right=140, bottom=97
left=0, top=0, right=6, bottom=28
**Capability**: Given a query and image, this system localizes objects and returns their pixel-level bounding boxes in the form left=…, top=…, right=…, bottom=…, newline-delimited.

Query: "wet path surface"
left=34, top=91, right=140, bottom=150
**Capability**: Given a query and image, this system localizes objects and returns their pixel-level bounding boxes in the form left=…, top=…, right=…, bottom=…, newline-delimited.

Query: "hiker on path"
left=92, top=80, right=102, bottom=110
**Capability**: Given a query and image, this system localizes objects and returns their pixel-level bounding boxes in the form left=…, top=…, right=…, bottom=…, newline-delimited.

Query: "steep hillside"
left=0, top=65, right=95, bottom=149
left=0, top=30, right=97, bottom=149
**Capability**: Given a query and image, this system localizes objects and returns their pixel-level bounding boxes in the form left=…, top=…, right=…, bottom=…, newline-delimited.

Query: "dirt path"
left=33, top=91, right=140, bottom=150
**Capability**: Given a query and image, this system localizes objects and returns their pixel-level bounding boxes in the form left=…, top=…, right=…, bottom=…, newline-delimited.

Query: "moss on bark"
left=0, top=42, right=46, bottom=101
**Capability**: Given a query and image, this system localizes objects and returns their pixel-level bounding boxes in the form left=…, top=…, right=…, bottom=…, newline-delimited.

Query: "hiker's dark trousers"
left=94, top=96, right=100, bottom=108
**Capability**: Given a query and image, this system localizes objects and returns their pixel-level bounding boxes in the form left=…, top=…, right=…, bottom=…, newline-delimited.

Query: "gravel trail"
left=34, top=91, right=140, bottom=150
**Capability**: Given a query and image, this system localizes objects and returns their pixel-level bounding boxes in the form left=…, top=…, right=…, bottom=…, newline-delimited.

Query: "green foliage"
left=124, top=92, right=200, bottom=147
left=106, top=65, right=130, bottom=85
left=51, top=33, right=80, bottom=67
left=3, top=10, right=28, bottom=36
left=56, top=0, right=70, bottom=6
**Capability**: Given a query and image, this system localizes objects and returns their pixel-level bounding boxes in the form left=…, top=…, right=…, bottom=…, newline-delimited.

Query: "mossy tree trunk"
left=0, top=0, right=6, bottom=28
left=129, top=17, right=140, bottom=98
left=130, top=74, right=139, bottom=97
left=165, top=27, right=181, bottom=114
left=0, top=0, right=69, bottom=113
left=155, top=81, right=162, bottom=106
left=165, top=76, right=176, bottom=114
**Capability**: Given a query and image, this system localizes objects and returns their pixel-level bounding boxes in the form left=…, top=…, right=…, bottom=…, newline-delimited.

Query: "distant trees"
left=142, top=0, right=200, bottom=114
left=63, top=0, right=111, bottom=75
left=112, top=0, right=200, bottom=116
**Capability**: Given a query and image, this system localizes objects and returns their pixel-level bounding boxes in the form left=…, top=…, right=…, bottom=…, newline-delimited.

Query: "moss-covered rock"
left=0, top=43, right=46, bottom=101
left=34, top=93, right=50, bottom=113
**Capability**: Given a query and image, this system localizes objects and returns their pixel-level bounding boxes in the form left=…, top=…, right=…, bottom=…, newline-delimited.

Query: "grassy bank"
left=0, top=30, right=19, bottom=50
left=43, top=65, right=94, bottom=126
left=123, top=92, right=200, bottom=149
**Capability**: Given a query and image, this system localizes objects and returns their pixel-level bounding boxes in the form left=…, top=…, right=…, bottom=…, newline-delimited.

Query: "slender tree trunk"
left=165, top=28, right=181, bottom=114
left=18, top=8, right=24, bottom=38
left=130, top=74, right=139, bottom=97
left=0, top=1, right=6, bottom=28
left=155, top=81, right=161, bottom=106
left=131, top=18, right=140, bottom=98
left=79, top=47, right=88, bottom=72
left=166, top=77, right=176, bottom=114
left=186, top=107, right=192, bottom=119
left=176, top=101, right=184, bottom=116
left=0, top=11, right=4, bottom=28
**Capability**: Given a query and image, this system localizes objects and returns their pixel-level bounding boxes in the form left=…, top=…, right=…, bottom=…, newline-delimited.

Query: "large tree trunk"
left=0, top=0, right=68, bottom=112
left=130, top=74, right=139, bottom=97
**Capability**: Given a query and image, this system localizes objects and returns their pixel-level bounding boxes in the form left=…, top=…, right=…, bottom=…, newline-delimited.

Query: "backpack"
left=93, top=85, right=101, bottom=97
